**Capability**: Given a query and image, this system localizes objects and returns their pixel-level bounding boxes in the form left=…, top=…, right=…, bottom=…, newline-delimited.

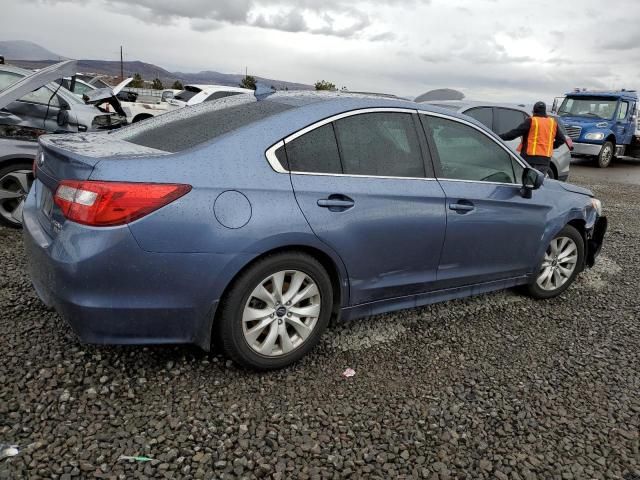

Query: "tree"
left=151, top=78, right=164, bottom=90
left=130, top=73, right=144, bottom=88
left=171, top=80, right=183, bottom=90
left=240, top=75, right=257, bottom=90
left=315, top=80, right=336, bottom=91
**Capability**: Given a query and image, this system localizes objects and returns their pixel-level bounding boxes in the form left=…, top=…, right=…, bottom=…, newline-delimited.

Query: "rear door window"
left=464, top=107, right=493, bottom=130
left=333, top=112, right=426, bottom=178
left=495, top=108, right=527, bottom=134
left=285, top=123, right=342, bottom=174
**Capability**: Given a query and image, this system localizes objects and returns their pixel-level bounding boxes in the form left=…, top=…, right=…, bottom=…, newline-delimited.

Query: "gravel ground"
left=1, top=172, right=639, bottom=480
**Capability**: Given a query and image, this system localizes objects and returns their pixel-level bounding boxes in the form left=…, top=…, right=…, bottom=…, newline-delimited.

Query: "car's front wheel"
left=597, top=141, right=614, bottom=168
left=0, top=162, right=34, bottom=228
left=526, top=225, right=584, bottom=299
left=218, top=252, right=333, bottom=370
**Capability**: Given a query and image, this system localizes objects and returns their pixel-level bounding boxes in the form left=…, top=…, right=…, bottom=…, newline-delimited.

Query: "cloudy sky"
left=4, top=0, right=640, bottom=102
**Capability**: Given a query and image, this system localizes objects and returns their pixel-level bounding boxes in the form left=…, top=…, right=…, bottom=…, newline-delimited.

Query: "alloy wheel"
left=242, top=270, right=321, bottom=357
left=536, top=236, right=579, bottom=291
left=600, top=145, right=613, bottom=167
left=0, top=169, right=33, bottom=226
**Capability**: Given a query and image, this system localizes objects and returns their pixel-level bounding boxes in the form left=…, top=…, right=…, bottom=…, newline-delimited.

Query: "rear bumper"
left=586, top=216, right=607, bottom=268
left=22, top=188, right=242, bottom=350
left=571, top=142, right=602, bottom=156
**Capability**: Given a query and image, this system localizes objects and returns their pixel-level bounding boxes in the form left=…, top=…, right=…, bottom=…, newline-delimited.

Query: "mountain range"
left=1, top=40, right=312, bottom=90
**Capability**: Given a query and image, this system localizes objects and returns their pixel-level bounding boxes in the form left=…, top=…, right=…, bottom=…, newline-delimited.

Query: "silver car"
left=425, top=101, right=571, bottom=181
left=0, top=61, right=127, bottom=227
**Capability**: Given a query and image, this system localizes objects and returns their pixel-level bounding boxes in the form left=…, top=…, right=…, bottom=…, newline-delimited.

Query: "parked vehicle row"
left=23, top=92, right=607, bottom=369
left=0, top=61, right=127, bottom=227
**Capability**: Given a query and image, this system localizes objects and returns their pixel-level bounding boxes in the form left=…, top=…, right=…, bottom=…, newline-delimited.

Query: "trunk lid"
left=34, top=132, right=168, bottom=235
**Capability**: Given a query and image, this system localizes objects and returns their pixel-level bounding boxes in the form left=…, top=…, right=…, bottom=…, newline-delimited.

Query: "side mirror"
left=56, top=107, right=70, bottom=127
left=521, top=167, right=544, bottom=198
left=551, top=98, right=558, bottom=114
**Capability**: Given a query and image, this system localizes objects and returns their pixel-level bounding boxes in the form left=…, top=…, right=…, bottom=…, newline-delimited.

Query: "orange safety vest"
left=522, top=116, right=557, bottom=158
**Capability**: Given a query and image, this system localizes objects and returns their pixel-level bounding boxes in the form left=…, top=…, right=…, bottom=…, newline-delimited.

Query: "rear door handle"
left=317, top=195, right=355, bottom=211
left=449, top=201, right=475, bottom=213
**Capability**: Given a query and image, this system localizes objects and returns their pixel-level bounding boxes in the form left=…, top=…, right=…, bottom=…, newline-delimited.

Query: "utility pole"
left=120, top=46, right=124, bottom=81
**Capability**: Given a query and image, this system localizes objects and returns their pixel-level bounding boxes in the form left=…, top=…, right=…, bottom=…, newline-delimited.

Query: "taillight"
left=54, top=180, right=191, bottom=226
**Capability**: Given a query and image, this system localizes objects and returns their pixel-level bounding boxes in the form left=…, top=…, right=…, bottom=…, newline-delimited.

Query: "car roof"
left=114, top=90, right=491, bottom=154
left=425, top=100, right=530, bottom=112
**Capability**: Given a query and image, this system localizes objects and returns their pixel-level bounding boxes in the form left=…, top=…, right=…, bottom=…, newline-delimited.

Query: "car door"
left=5, top=86, right=68, bottom=133
left=419, top=112, right=551, bottom=289
left=615, top=100, right=634, bottom=145
left=280, top=109, right=447, bottom=305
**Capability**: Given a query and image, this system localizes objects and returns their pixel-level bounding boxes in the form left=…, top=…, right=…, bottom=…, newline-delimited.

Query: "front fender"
left=532, top=205, right=595, bottom=276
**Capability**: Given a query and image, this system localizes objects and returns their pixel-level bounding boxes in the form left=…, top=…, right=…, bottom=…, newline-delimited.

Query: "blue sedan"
left=23, top=92, right=607, bottom=369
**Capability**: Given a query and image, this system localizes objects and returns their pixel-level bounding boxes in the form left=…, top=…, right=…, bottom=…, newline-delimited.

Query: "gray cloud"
left=7, top=0, right=640, bottom=103
left=600, top=32, right=640, bottom=51
left=23, top=0, right=415, bottom=38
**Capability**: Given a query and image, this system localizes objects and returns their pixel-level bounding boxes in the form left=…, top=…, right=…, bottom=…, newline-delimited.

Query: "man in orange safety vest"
left=499, top=101, right=569, bottom=177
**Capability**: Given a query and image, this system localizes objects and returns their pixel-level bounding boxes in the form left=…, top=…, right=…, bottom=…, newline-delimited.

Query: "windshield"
left=174, top=86, right=201, bottom=102
left=558, top=97, right=618, bottom=120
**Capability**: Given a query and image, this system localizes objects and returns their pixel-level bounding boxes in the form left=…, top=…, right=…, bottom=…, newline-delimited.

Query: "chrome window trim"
left=289, top=171, right=438, bottom=181
left=265, top=140, right=288, bottom=174
left=265, top=107, right=429, bottom=180
left=264, top=107, right=528, bottom=187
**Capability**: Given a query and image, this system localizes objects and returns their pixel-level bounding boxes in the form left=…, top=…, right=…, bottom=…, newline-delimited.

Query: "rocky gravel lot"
left=1, top=171, right=639, bottom=480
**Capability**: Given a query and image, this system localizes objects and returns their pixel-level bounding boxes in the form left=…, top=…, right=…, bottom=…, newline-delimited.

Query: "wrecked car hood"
left=0, top=60, right=77, bottom=110
left=83, top=77, right=132, bottom=104
left=82, top=77, right=132, bottom=118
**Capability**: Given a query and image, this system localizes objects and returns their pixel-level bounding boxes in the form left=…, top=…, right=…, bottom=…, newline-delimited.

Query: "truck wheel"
left=597, top=141, right=614, bottom=168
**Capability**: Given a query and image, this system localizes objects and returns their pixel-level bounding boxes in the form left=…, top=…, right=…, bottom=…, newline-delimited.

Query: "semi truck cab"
left=553, top=89, right=639, bottom=168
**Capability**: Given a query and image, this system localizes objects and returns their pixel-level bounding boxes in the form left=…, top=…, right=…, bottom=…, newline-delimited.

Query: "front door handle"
left=317, top=195, right=355, bottom=211
left=449, top=201, right=475, bottom=213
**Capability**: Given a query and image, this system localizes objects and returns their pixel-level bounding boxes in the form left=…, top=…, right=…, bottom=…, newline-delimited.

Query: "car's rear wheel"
left=525, top=225, right=584, bottom=299
left=597, top=141, right=614, bottom=168
left=218, top=252, right=333, bottom=370
left=0, top=162, right=33, bottom=228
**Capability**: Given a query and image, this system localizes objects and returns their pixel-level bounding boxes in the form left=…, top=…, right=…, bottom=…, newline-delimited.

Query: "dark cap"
left=533, top=101, right=547, bottom=115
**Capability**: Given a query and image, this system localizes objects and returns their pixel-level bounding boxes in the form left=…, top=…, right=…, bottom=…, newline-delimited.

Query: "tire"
left=217, top=252, right=333, bottom=370
left=525, top=225, right=584, bottom=299
left=547, top=164, right=557, bottom=180
left=0, top=162, right=33, bottom=228
left=597, top=141, right=614, bottom=168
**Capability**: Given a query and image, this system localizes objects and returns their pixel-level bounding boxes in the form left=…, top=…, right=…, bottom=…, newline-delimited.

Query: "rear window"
left=174, top=87, right=201, bottom=102
left=121, top=99, right=293, bottom=152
